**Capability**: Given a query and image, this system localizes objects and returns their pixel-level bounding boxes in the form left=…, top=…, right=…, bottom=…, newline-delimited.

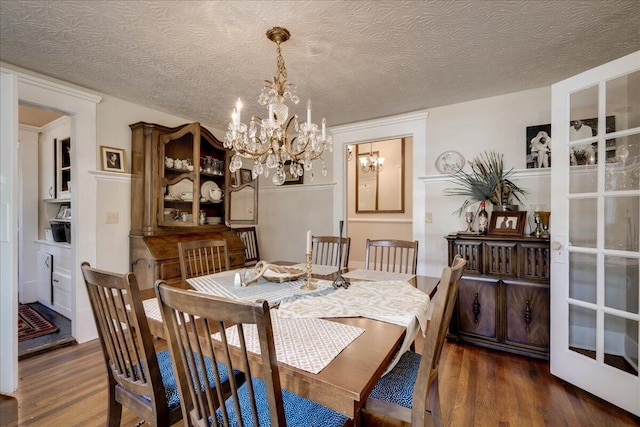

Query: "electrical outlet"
left=106, top=212, right=119, bottom=224
left=425, top=212, right=433, bottom=223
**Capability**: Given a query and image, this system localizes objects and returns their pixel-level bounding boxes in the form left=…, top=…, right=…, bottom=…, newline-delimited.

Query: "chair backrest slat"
left=233, top=227, right=260, bottom=267
left=364, top=239, right=418, bottom=274
left=312, top=236, right=351, bottom=269
left=156, top=283, right=288, bottom=427
left=178, top=239, right=230, bottom=281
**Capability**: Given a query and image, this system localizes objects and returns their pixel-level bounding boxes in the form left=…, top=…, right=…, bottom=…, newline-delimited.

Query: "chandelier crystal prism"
left=224, top=27, right=333, bottom=185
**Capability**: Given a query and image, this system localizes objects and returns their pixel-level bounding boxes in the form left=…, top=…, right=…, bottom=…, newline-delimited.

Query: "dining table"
left=141, top=262, right=439, bottom=425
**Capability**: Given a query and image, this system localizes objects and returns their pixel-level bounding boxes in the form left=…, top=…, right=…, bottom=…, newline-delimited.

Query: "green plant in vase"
left=445, top=150, right=528, bottom=215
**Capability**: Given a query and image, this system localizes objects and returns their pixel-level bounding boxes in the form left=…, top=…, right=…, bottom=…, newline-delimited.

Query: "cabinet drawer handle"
left=49, top=186, right=54, bottom=197
left=473, top=293, right=480, bottom=323
left=53, top=278, right=59, bottom=283
left=524, top=300, right=532, bottom=332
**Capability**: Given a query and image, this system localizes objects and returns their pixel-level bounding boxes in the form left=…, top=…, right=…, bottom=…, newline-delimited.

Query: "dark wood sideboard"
left=446, top=233, right=550, bottom=360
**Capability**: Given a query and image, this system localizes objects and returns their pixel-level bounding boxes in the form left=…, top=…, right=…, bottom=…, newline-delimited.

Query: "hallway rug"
left=18, top=305, right=59, bottom=341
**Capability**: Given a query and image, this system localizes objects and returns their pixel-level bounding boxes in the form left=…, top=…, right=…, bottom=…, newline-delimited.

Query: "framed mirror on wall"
left=355, top=138, right=405, bottom=213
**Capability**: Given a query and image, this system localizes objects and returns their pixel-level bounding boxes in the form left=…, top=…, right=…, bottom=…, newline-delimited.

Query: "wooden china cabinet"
left=446, top=233, right=551, bottom=360
left=129, top=122, right=247, bottom=290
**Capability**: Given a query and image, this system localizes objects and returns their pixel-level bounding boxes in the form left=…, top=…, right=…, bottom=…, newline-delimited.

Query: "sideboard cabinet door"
left=504, top=280, right=550, bottom=352
left=456, top=277, right=498, bottom=342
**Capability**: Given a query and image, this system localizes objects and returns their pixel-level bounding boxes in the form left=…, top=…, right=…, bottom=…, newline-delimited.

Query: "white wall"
left=420, top=87, right=552, bottom=277
left=18, top=126, right=39, bottom=303
left=258, top=184, right=335, bottom=264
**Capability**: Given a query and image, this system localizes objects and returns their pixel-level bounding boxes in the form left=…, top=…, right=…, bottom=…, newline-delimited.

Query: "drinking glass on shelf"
left=464, top=211, right=474, bottom=233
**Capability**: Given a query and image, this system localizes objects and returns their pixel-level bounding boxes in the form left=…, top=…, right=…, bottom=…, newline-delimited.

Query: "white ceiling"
left=2, top=1, right=639, bottom=129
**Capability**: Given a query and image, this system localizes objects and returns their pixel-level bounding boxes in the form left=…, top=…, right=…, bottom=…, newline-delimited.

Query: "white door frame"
left=0, top=67, right=101, bottom=393
left=330, top=111, right=429, bottom=273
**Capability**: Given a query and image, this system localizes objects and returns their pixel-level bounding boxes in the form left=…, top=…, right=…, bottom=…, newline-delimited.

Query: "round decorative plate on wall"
left=435, top=151, right=465, bottom=174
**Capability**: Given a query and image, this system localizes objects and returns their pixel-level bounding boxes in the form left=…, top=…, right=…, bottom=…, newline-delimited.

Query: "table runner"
left=187, top=269, right=334, bottom=307
left=212, top=309, right=364, bottom=374
left=278, top=280, right=430, bottom=374
left=278, top=280, right=429, bottom=331
left=341, top=268, right=415, bottom=282
left=290, top=263, right=341, bottom=276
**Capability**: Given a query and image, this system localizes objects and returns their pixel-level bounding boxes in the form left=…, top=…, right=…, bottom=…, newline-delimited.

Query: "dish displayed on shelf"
left=205, top=216, right=222, bottom=224
left=435, top=151, right=465, bottom=174
left=200, top=181, right=219, bottom=202
left=168, top=179, right=193, bottom=198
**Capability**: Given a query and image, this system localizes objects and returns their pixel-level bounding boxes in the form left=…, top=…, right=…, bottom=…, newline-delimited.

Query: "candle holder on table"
left=300, top=252, right=317, bottom=290
left=331, top=220, right=350, bottom=289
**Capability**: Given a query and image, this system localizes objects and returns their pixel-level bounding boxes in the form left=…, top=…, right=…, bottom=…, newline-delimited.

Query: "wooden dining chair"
left=312, top=235, right=351, bottom=269
left=178, top=238, right=230, bottom=281
left=155, top=282, right=350, bottom=427
left=363, top=255, right=466, bottom=427
left=233, top=226, right=260, bottom=267
left=80, top=262, right=185, bottom=427
left=364, top=239, right=419, bottom=275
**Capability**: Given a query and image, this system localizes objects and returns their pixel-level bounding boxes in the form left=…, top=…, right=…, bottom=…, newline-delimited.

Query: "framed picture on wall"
left=488, top=211, right=527, bottom=236
left=240, top=168, right=253, bottom=185
left=526, top=124, right=551, bottom=169
left=101, top=146, right=125, bottom=173
left=283, top=161, right=304, bottom=185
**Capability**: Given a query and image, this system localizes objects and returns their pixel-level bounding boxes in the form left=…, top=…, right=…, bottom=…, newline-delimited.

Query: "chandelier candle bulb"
left=235, top=98, right=242, bottom=123
left=322, top=118, right=326, bottom=139
left=306, top=99, right=312, bottom=127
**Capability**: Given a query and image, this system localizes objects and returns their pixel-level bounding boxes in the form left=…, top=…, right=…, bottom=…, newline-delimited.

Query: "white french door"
left=550, top=51, right=640, bottom=416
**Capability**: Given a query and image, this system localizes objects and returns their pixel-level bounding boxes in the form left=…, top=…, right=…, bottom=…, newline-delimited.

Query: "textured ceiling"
left=2, top=1, right=639, bottom=129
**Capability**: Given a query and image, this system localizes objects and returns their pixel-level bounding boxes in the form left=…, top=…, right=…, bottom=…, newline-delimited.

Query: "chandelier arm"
left=232, top=137, right=272, bottom=159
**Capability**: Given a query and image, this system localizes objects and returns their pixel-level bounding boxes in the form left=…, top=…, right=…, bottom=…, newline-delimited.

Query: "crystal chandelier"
left=359, top=142, right=384, bottom=174
left=224, top=27, right=333, bottom=185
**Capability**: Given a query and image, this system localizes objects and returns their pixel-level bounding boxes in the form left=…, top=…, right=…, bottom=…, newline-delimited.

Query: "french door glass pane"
left=570, top=85, right=599, bottom=139
left=569, top=252, right=597, bottom=304
left=569, top=304, right=596, bottom=359
left=605, top=256, right=639, bottom=313
left=606, top=70, right=640, bottom=132
left=604, top=314, right=639, bottom=376
left=604, top=195, right=639, bottom=251
left=569, top=198, right=597, bottom=248
left=605, top=134, right=640, bottom=192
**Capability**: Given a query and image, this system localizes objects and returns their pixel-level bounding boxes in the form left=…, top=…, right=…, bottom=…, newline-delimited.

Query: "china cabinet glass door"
left=159, top=123, right=200, bottom=227
left=550, top=51, right=639, bottom=416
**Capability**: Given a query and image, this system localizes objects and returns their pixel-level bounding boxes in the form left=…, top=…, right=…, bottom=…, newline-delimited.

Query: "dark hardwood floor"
left=2, top=338, right=637, bottom=426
